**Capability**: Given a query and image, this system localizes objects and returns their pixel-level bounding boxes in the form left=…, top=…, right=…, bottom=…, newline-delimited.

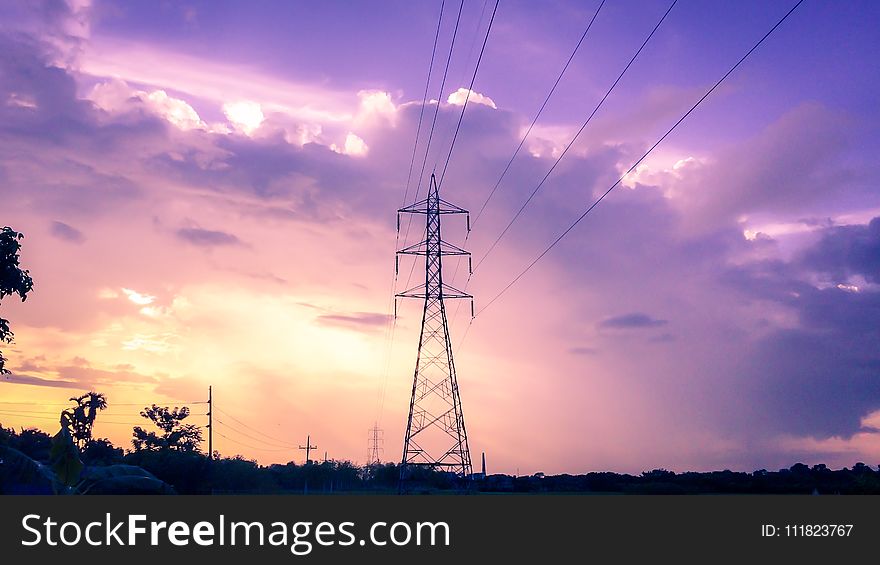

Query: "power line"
left=0, top=408, right=73, bottom=416
left=454, top=0, right=491, bottom=91
left=411, top=0, right=464, bottom=202
left=213, top=418, right=294, bottom=450
left=470, top=0, right=606, bottom=229
left=0, top=411, right=143, bottom=425
left=213, top=405, right=297, bottom=447
left=405, top=0, right=465, bottom=220
left=475, top=0, right=806, bottom=319
left=376, top=4, right=447, bottom=426
left=435, top=0, right=501, bottom=327
left=214, top=430, right=290, bottom=453
left=398, top=0, right=466, bottom=294
left=436, top=0, right=499, bottom=188
left=0, top=407, right=192, bottom=418
left=472, top=0, right=677, bottom=274
left=400, top=0, right=446, bottom=217
left=448, top=0, right=606, bottom=327
left=427, top=0, right=492, bottom=187
left=0, top=400, right=206, bottom=406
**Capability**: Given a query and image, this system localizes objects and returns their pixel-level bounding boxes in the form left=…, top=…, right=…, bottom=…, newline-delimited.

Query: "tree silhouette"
left=62, top=391, right=108, bottom=449
left=0, top=226, right=34, bottom=374
left=132, top=404, right=203, bottom=452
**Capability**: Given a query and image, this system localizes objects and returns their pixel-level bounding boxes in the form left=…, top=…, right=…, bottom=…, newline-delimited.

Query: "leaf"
left=77, top=464, right=175, bottom=495
left=50, top=425, right=83, bottom=486
left=0, top=445, right=67, bottom=494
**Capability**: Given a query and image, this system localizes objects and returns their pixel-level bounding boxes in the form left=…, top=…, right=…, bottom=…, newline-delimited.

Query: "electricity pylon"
left=395, top=173, right=473, bottom=479
left=368, top=423, right=384, bottom=464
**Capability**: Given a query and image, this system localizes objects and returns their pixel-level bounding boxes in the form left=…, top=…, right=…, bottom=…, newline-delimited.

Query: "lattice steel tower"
left=367, top=423, right=384, bottom=465
left=395, top=174, right=473, bottom=478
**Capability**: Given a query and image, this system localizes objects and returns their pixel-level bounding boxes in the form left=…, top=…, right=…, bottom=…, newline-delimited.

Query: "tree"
left=81, top=438, right=124, bottom=466
left=132, top=404, right=203, bottom=452
left=62, top=391, right=108, bottom=449
left=0, top=226, right=34, bottom=374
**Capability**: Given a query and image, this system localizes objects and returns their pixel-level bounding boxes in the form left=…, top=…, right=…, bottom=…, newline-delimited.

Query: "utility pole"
left=299, top=435, right=317, bottom=464
left=367, top=423, right=384, bottom=465
left=207, top=385, right=213, bottom=460
left=396, top=174, right=474, bottom=483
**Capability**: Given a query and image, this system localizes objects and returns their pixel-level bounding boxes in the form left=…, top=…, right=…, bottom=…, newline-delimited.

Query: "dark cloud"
left=3, top=356, right=161, bottom=390
left=729, top=326, right=880, bottom=438
left=649, top=333, right=676, bottom=343
left=314, top=311, right=391, bottom=332
left=668, top=103, right=869, bottom=228
left=49, top=220, right=84, bottom=243
left=2, top=372, right=79, bottom=389
left=175, top=227, right=242, bottom=247
left=598, top=312, right=668, bottom=329
left=715, top=222, right=880, bottom=438
left=800, top=217, right=880, bottom=283
left=0, top=32, right=150, bottom=218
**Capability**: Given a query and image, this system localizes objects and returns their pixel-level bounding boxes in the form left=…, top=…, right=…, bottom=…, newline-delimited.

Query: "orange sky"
left=3, top=0, right=880, bottom=474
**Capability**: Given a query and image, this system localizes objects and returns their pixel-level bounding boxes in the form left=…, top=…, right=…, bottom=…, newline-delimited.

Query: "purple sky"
left=1, top=0, right=879, bottom=474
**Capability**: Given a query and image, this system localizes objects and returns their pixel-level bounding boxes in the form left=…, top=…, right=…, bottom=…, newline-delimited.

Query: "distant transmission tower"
left=367, top=423, right=384, bottom=464
left=396, top=173, right=473, bottom=479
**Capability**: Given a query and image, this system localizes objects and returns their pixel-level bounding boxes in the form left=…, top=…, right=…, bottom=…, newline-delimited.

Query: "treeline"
left=479, top=465, right=880, bottom=495
left=0, top=420, right=402, bottom=494
left=3, top=423, right=880, bottom=494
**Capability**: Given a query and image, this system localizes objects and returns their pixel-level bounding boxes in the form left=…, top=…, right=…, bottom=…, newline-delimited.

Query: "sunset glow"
left=1, top=0, right=878, bottom=475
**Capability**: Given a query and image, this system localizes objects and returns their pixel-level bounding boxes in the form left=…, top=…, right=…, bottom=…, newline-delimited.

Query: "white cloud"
left=446, top=87, right=497, bottom=109
left=89, top=79, right=205, bottom=130
left=81, top=39, right=356, bottom=125
left=356, top=90, right=397, bottom=123
left=344, top=132, right=368, bottom=156
left=145, top=90, right=205, bottom=130
left=121, top=288, right=156, bottom=306
left=223, top=101, right=265, bottom=136
left=620, top=153, right=705, bottom=189
left=7, top=93, right=38, bottom=109
left=331, top=132, right=369, bottom=156
left=121, top=332, right=178, bottom=353
left=97, top=288, right=120, bottom=299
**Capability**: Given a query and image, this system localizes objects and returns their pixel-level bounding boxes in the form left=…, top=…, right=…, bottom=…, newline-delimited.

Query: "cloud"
left=121, top=288, right=155, bottom=305
left=223, top=101, right=265, bottom=135
left=331, top=132, right=368, bottom=156
left=175, top=227, right=243, bottom=247
left=649, top=333, right=676, bottom=343
left=314, top=312, right=391, bottom=332
left=598, top=313, right=668, bottom=329
left=0, top=0, right=91, bottom=65
left=356, top=90, right=396, bottom=125
left=81, top=39, right=356, bottom=125
left=800, top=217, right=880, bottom=284
left=1, top=5, right=878, bottom=472
left=49, top=220, right=84, bottom=243
left=2, top=372, right=80, bottom=389
left=714, top=220, right=880, bottom=438
left=447, top=88, right=497, bottom=110
left=143, top=90, right=205, bottom=130
left=89, top=79, right=206, bottom=131
left=664, top=103, right=858, bottom=231
left=3, top=358, right=162, bottom=390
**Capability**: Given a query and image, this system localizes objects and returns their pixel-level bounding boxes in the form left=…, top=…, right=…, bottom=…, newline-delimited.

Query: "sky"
left=1, top=0, right=879, bottom=474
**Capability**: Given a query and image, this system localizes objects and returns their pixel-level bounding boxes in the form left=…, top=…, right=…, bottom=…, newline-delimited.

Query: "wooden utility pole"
left=207, top=385, right=213, bottom=459
left=299, top=434, right=317, bottom=464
